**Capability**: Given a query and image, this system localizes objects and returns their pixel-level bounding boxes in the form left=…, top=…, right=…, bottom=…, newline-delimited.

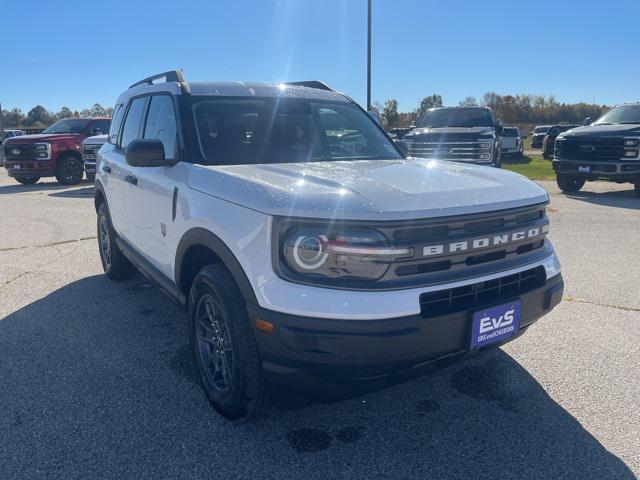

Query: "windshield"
left=43, top=119, right=92, bottom=134
left=534, top=126, right=550, bottom=133
left=192, top=97, right=401, bottom=165
left=503, top=128, right=518, bottom=137
left=417, top=108, right=493, bottom=128
left=594, top=105, right=640, bottom=125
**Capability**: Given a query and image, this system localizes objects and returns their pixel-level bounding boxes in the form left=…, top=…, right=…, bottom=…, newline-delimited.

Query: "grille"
left=3, top=144, right=36, bottom=159
left=419, top=266, right=546, bottom=319
left=556, top=137, right=625, bottom=161
left=406, top=140, right=490, bottom=161
left=82, top=144, right=101, bottom=160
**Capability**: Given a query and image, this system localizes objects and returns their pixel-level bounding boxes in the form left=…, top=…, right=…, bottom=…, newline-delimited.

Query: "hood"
left=406, top=126, right=496, bottom=137
left=559, top=124, right=640, bottom=138
left=4, top=133, right=82, bottom=144
left=82, top=134, right=108, bottom=145
left=187, top=159, right=547, bottom=221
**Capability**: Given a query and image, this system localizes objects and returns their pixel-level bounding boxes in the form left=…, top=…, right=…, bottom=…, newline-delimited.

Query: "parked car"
left=553, top=103, right=640, bottom=196
left=501, top=127, right=524, bottom=157
left=402, top=106, right=504, bottom=167
left=3, top=118, right=111, bottom=185
left=530, top=125, right=551, bottom=148
left=1, top=129, right=25, bottom=141
left=81, top=134, right=108, bottom=182
left=388, top=127, right=413, bottom=139
left=95, top=70, right=563, bottom=419
left=542, top=125, right=578, bottom=159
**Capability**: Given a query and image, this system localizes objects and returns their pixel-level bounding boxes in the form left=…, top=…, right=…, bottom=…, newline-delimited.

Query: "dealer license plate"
left=471, top=300, right=521, bottom=349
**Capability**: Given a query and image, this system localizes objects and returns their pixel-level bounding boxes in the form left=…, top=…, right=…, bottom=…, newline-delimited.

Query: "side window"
left=94, top=119, right=111, bottom=135
left=109, top=104, right=125, bottom=144
left=143, top=95, right=178, bottom=160
left=119, top=97, right=147, bottom=149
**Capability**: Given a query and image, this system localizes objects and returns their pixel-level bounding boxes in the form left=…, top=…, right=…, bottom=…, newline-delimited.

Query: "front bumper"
left=249, top=272, right=564, bottom=402
left=84, top=160, right=96, bottom=173
left=4, top=159, right=56, bottom=177
left=553, top=159, right=640, bottom=181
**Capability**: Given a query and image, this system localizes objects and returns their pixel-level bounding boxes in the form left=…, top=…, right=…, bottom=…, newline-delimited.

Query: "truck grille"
left=82, top=143, right=101, bottom=160
left=555, top=137, right=625, bottom=161
left=405, top=134, right=491, bottom=161
left=3, top=144, right=36, bottom=160
left=419, top=266, right=545, bottom=318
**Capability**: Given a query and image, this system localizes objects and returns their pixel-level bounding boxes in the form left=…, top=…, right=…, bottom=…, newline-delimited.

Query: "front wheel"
left=14, top=176, right=40, bottom=185
left=188, top=264, right=270, bottom=420
left=55, top=156, right=83, bottom=185
left=557, top=174, right=586, bottom=193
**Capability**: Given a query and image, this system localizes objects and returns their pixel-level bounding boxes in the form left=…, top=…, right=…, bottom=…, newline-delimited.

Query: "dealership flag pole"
left=367, top=0, right=372, bottom=111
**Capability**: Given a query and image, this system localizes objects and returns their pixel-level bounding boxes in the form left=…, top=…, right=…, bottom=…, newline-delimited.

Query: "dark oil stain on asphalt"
left=287, top=428, right=332, bottom=453
left=415, top=399, right=440, bottom=413
left=450, top=362, right=520, bottom=412
left=336, top=427, right=362, bottom=444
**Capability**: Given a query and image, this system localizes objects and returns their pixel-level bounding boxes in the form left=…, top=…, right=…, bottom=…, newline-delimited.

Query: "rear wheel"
left=55, top=156, right=83, bottom=185
left=188, top=264, right=270, bottom=420
left=14, top=176, right=40, bottom=185
left=557, top=174, right=586, bottom=193
left=97, top=203, right=136, bottom=280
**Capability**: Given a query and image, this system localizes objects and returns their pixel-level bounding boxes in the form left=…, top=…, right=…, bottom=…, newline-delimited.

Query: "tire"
left=556, top=174, right=586, bottom=193
left=14, top=176, right=40, bottom=185
left=188, top=264, right=270, bottom=420
left=97, top=203, right=136, bottom=280
left=86, top=172, right=96, bottom=183
left=55, top=155, right=84, bottom=185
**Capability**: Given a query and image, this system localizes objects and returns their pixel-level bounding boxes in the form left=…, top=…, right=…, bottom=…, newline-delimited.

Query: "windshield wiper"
left=618, top=121, right=640, bottom=125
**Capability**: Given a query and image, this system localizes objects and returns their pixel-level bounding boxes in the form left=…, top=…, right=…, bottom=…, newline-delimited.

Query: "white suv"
left=95, top=70, right=564, bottom=419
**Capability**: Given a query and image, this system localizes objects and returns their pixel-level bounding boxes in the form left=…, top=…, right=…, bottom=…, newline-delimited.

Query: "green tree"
left=417, top=94, right=443, bottom=116
left=56, top=107, right=73, bottom=119
left=382, top=99, right=399, bottom=128
left=458, top=96, right=479, bottom=107
left=24, top=105, right=54, bottom=126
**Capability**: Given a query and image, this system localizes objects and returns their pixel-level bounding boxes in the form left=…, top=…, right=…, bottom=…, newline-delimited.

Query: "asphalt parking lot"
left=1, top=169, right=638, bottom=479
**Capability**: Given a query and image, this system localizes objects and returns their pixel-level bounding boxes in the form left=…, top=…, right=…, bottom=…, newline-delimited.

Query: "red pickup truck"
left=2, top=117, right=110, bottom=185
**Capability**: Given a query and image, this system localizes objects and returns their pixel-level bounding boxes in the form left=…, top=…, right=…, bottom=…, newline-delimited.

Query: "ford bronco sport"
left=95, top=70, right=563, bottom=419
left=553, top=103, right=640, bottom=196
left=3, top=117, right=110, bottom=185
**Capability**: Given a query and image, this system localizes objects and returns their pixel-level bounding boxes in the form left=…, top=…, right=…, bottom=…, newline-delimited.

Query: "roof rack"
left=129, top=69, right=187, bottom=89
left=284, top=81, right=333, bottom=92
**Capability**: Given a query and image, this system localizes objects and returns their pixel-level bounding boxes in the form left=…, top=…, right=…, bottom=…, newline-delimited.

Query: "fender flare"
left=175, top=227, right=258, bottom=304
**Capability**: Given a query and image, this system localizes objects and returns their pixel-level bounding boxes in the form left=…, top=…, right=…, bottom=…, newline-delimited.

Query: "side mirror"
left=89, top=127, right=102, bottom=136
left=394, top=139, right=409, bottom=156
left=522, top=134, right=528, bottom=139
left=367, top=111, right=382, bottom=126
left=125, top=138, right=173, bottom=167
left=495, top=120, right=504, bottom=135
left=582, top=117, right=591, bottom=126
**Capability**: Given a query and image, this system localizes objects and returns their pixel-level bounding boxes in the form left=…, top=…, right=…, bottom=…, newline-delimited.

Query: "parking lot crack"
left=564, top=295, right=640, bottom=313
left=0, top=236, right=97, bottom=252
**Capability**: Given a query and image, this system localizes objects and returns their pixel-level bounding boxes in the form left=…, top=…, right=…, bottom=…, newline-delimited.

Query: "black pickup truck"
left=553, top=103, right=640, bottom=196
left=403, top=106, right=503, bottom=167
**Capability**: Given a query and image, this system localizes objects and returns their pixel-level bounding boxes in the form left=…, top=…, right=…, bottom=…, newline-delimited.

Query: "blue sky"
left=1, top=0, right=639, bottom=113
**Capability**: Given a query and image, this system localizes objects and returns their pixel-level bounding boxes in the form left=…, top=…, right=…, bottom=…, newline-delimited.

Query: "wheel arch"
left=175, top=228, right=258, bottom=305
left=57, top=149, right=82, bottom=163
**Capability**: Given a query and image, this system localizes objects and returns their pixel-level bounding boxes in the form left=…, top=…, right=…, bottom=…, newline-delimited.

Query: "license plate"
left=471, top=300, right=522, bottom=349
left=578, top=165, right=592, bottom=173
left=13, top=164, right=20, bottom=169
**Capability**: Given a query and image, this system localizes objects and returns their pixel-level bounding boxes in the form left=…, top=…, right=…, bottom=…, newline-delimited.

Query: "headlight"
left=280, top=225, right=412, bottom=282
left=623, top=138, right=639, bottom=159
left=478, top=142, right=491, bottom=150
left=34, top=143, right=51, bottom=159
left=624, top=139, right=639, bottom=147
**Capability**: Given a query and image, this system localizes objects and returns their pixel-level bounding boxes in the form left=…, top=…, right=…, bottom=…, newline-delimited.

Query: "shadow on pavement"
left=0, top=275, right=634, bottom=479
left=565, top=187, right=640, bottom=210
left=0, top=179, right=92, bottom=195
left=49, top=186, right=94, bottom=198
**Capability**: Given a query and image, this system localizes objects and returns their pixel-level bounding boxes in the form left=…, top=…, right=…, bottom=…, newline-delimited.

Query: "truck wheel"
left=556, top=174, right=586, bottom=193
left=97, top=203, right=136, bottom=280
left=86, top=172, right=96, bottom=182
left=188, top=264, right=270, bottom=420
left=15, top=176, right=40, bottom=185
left=55, top=156, right=83, bottom=185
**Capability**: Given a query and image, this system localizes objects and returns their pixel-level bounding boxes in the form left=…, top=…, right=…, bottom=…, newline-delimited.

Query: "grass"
left=502, top=154, right=555, bottom=181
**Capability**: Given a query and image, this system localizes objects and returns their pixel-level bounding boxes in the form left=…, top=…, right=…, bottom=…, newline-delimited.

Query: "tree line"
left=372, top=93, right=609, bottom=128
left=1, top=104, right=114, bottom=129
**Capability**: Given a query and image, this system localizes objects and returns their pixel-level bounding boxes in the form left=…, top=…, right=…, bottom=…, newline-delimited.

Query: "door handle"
left=102, top=164, right=111, bottom=173
left=124, top=175, right=138, bottom=186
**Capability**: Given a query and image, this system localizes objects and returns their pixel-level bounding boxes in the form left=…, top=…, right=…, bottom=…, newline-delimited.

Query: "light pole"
left=367, top=0, right=372, bottom=111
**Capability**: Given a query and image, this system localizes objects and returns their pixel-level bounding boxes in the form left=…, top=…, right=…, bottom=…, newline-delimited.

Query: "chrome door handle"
left=124, top=175, right=138, bottom=186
